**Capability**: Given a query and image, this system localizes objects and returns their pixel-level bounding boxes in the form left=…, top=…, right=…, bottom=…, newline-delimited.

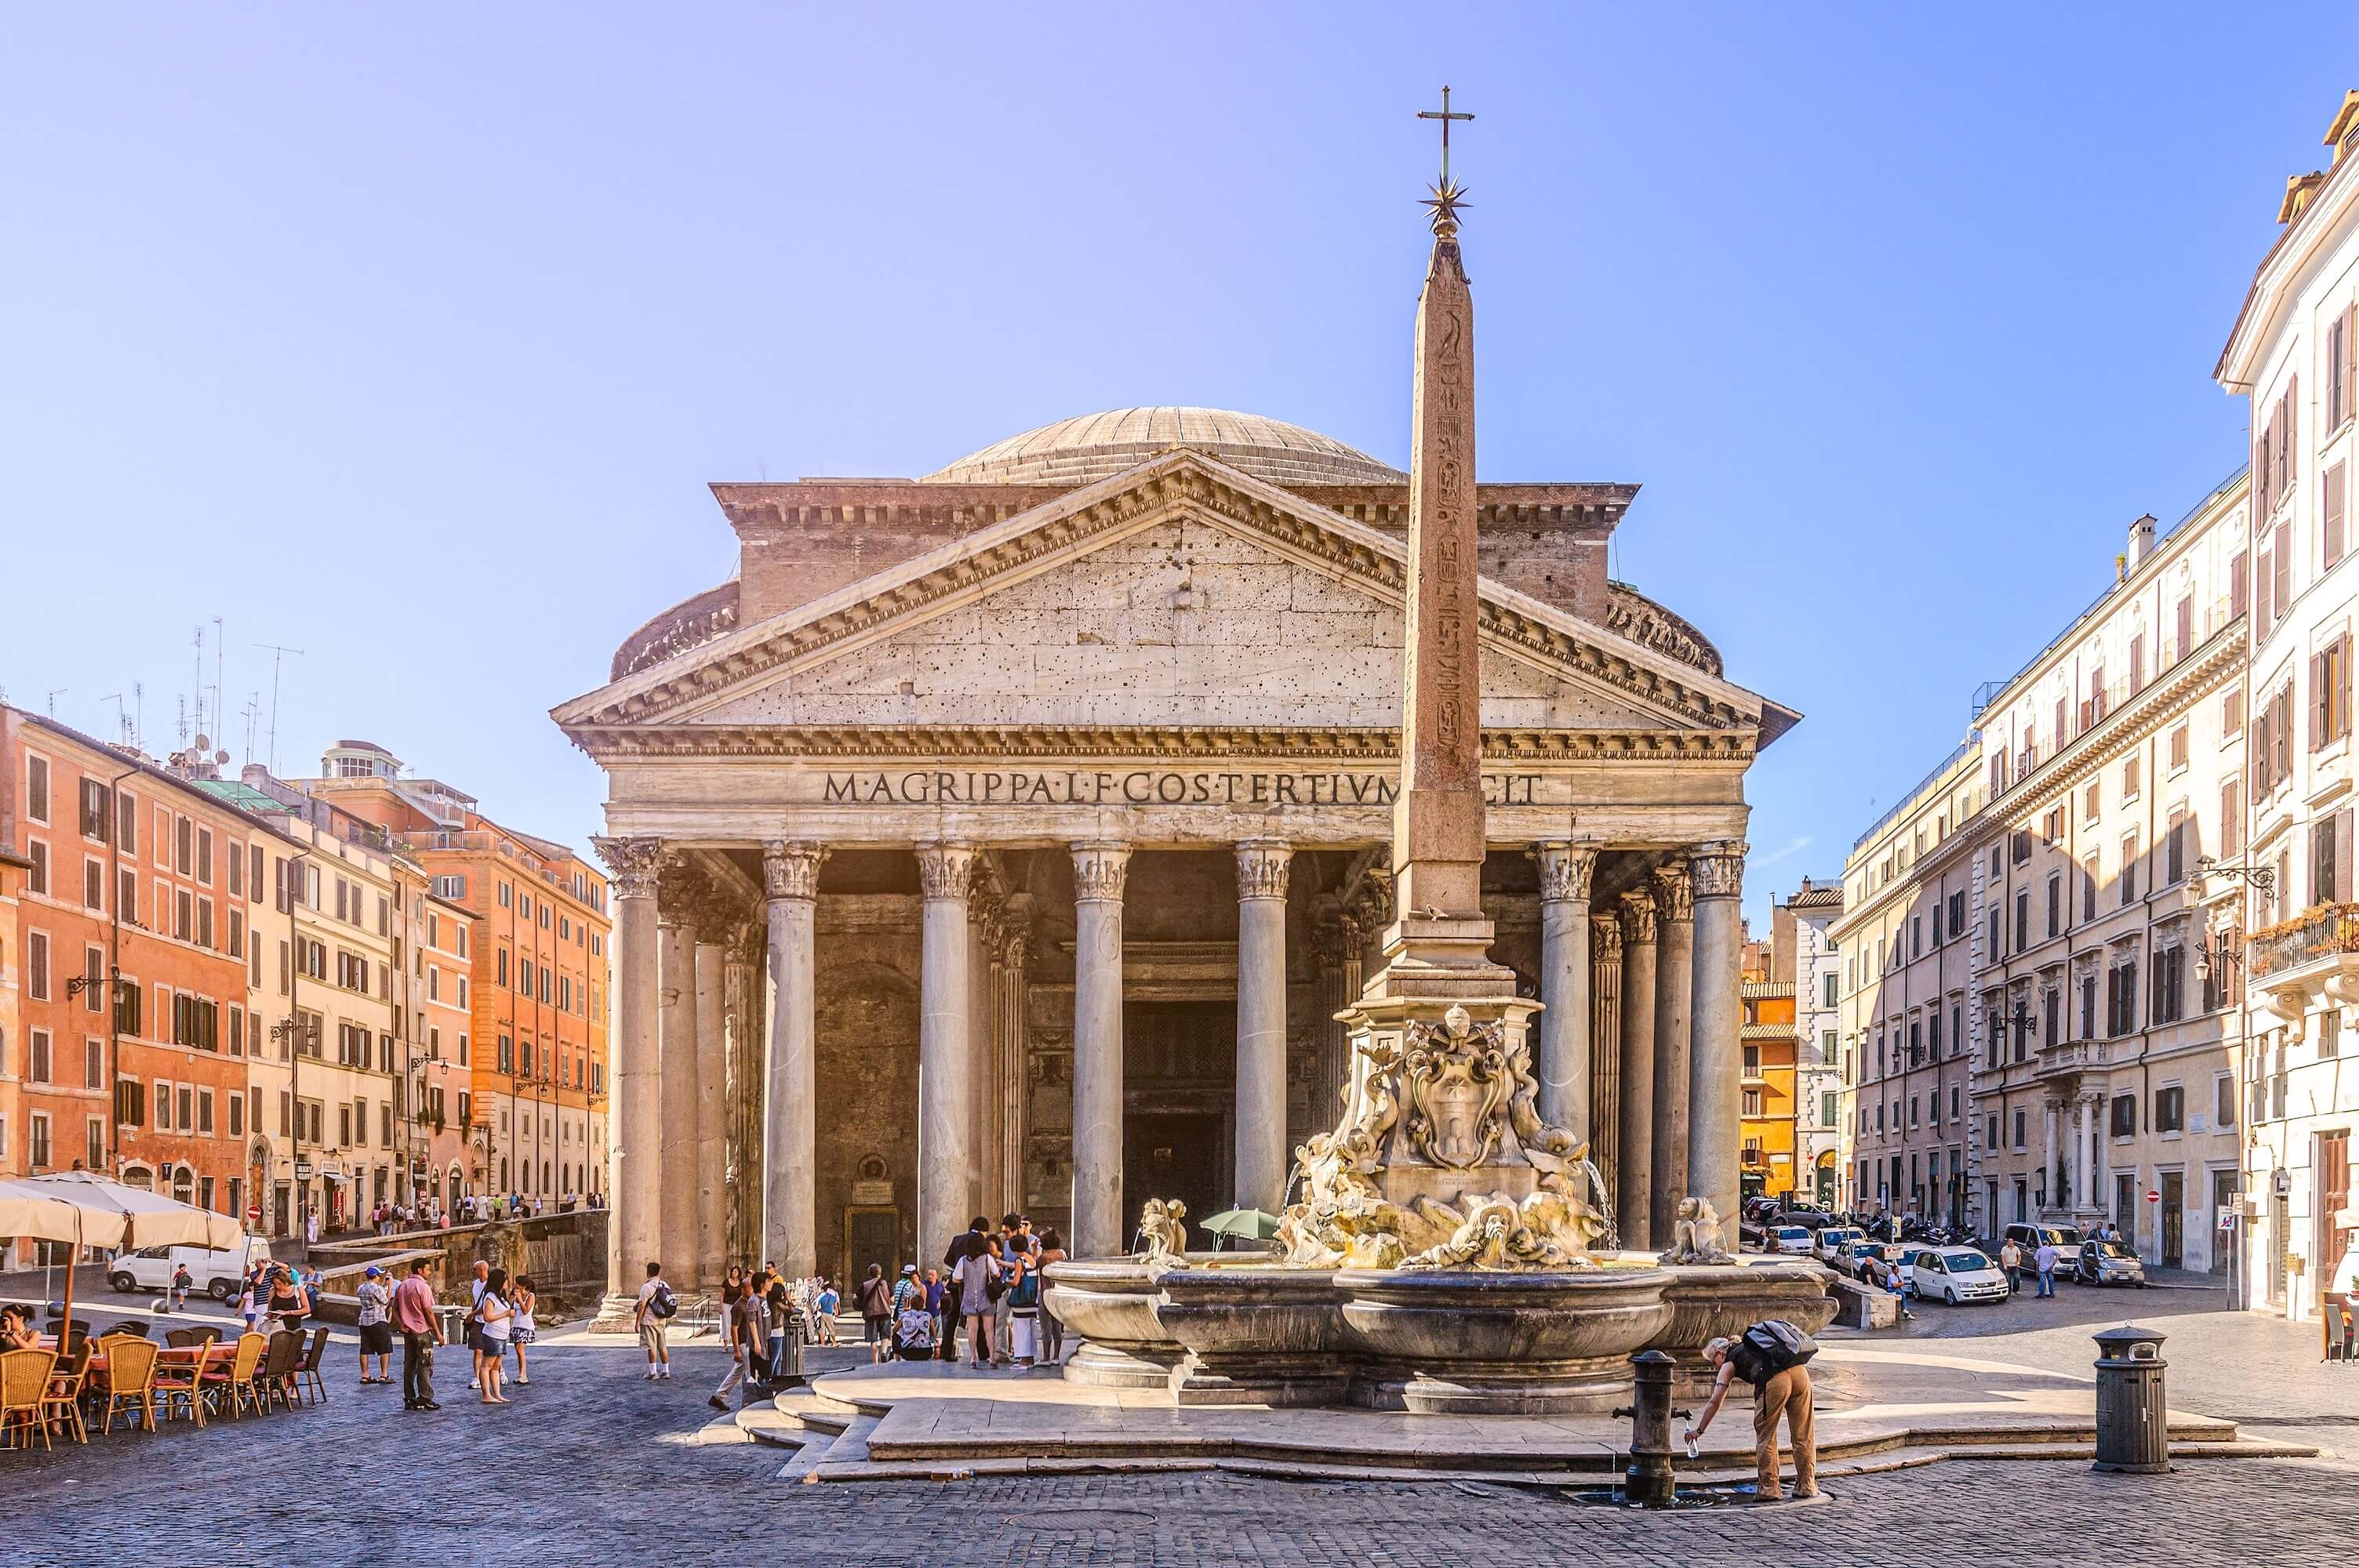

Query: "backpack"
left=649, top=1281, right=678, bottom=1319
left=1738, top=1319, right=1818, bottom=1381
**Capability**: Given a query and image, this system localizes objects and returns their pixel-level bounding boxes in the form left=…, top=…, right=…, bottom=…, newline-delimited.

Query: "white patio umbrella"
left=10, top=1171, right=242, bottom=1338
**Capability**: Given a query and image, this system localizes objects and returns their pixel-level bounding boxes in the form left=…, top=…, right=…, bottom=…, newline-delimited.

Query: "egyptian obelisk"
left=1363, top=118, right=1521, bottom=1004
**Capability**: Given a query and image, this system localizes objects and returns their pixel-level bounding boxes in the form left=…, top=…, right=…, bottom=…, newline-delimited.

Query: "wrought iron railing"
left=2248, top=903, right=2359, bottom=978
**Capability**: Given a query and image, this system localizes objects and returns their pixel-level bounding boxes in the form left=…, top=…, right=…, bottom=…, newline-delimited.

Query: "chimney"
left=2128, top=514, right=2157, bottom=567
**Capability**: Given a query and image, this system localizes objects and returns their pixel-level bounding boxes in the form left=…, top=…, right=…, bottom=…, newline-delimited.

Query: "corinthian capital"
left=1234, top=839, right=1292, bottom=902
left=1529, top=841, right=1598, bottom=904
left=1070, top=840, right=1131, bottom=903
left=591, top=836, right=667, bottom=901
left=1652, top=863, right=1694, bottom=924
left=1621, top=888, right=1658, bottom=946
left=1590, top=911, right=1624, bottom=962
left=1688, top=839, right=1750, bottom=901
left=761, top=840, right=827, bottom=902
left=914, top=842, right=977, bottom=902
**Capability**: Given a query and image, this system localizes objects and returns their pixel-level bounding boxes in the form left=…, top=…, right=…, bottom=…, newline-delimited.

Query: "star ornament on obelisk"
left=1368, top=87, right=1521, bottom=998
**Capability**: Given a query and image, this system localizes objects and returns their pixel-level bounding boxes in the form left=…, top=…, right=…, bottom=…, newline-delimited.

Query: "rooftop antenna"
left=176, top=694, right=188, bottom=746
left=191, top=624, right=206, bottom=742
left=45, top=688, right=66, bottom=718
left=131, top=682, right=144, bottom=753
left=253, top=642, right=304, bottom=777
left=212, top=616, right=225, bottom=753
left=102, top=693, right=127, bottom=744
left=241, top=693, right=261, bottom=767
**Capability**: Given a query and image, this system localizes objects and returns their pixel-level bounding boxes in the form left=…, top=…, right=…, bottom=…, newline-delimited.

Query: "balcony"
left=2034, top=1037, right=2115, bottom=1080
left=2247, top=903, right=2359, bottom=1019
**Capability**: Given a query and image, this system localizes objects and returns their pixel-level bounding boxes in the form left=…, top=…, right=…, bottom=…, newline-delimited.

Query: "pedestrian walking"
left=355, top=1265, right=395, bottom=1385
left=477, top=1268, right=515, bottom=1403
left=720, top=1264, right=747, bottom=1363
left=304, top=1210, right=320, bottom=1248
left=856, top=1265, right=894, bottom=1363
left=1687, top=1323, right=1821, bottom=1503
left=2034, top=1239, right=2060, bottom=1298
left=1037, top=1228, right=1068, bottom=1365
left=392, top=1257, right=442, bottom=1411
left=764, top=1272, right=791, bottom=1381
left=953, top=1233, right=1002, bottom=1367
left=636, top=1261, right=675, bottom=1380
left=711, top=1278, right=770, bottom=1410
left=925, top=1261, right=954, bottom=1362
left=1998, top=1238, right=2023, bottom=1294
left=510, top=1276, right=539, bottom=1385
left=815, top=1278, right=840, bottom=1345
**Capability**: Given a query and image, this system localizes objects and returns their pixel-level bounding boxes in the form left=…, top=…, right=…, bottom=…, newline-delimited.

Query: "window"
left=2111, top=1094, right=2135, bottom=1138
left=1947, top=889, right=1965, bottom=934
left=30, top=1114, right=49, bottom=1171
left=1823, top=971, right=1837, bottom=1008
left=26, top=840, right=46, bottom=896
left=2333, top=310, right=2354, bottom=433
left=2121, top=834, right=2139, bottom=905
left=2080, top=971, right=2098, bottom=1039
left=2154, top=1084, right=2185, bottom=1134
left=28, top=1029, right=51, bottom=1084
left=2012, top=1109, right=2027, bottom=1149
left=2165, top=812, right=2187, bottom=885
left=1742, top=1087, right=1763, bottom=1116
left=26, top=931, right=48, bottom=1001
left=1821, top=1091, right=1838, bottom=1127
left=2314, top=634, right=2354, bottom=751
left=2314, top=808, right=2353, bottom=906
left=196, top=826, right=212, bottom=885
left=2014, top=889, right=2028, bottom=952
left=2046, top=876, right=2061, bottom=938
left=25, top=756, right=49, bottom=823
left=2123, top=755, right=2141, bottom=800
left=2324, top=1009, right=2343, bottom=1058
left=2106, top=960, right=2140, bottom=1037
left=2220, top=778, right=2242, bottom=860
left=2215, top=1074, right=2237, bottom=1128
left=2327, top=462, right=2348, bottom=569
left=2150, top=943, right=2184, bottom=1025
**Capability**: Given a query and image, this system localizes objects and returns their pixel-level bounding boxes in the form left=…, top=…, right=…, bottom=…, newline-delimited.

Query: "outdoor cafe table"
left=38, top=1337, right=241, bottom=1376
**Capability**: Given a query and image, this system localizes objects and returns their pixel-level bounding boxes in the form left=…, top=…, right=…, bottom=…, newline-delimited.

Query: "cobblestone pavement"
left=6, top=1296, right=2358, bottom=1567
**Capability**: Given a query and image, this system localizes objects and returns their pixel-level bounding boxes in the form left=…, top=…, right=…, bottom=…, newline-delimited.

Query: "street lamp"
left=2195, top=855, right=2277, bottom=898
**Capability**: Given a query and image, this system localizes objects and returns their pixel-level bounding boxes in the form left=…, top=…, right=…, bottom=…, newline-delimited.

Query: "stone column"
left=1589, top=912, right=1624, bottom=1183
left=1070, top=841, right=1130, bottom=1258
left=1649, top=862, right=1695, bottom=1242
left=2041, top=1098, right=2061, bottom=1211
left=998, top=899, right=1034, bottom=1215
left=1234, top=839, right=1293, bottom=1214
left=760, top=840, right=824, bottom=1280
left=1616, top=890, right=1658, bottom=1248
left=2089, top=1091, right=2110, bottom=1219
left=591, top=837, right=665, bottom=1296
left=692, top=927, right=728, bottom=1287
left=1530, top=843, right=1597, bottom=1137
left=1686, top=840, right=1747, bottom=1229
left=915, top=843, right=976, bottom=1264
left=969, top=883, right=998, bottom=1223
left=656, top=891, right=700, bottom=1285
left=723, top=924, right=761, bottom=1268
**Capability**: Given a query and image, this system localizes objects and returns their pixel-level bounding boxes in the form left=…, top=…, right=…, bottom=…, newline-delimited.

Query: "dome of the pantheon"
left=922, top=407, right=1405, bottom=488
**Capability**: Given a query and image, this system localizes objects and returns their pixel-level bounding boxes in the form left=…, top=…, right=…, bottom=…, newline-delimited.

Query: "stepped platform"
left=743, top=1341, right=2313, bottom=1486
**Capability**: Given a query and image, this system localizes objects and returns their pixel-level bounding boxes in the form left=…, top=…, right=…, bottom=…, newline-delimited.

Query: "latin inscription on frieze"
left=808, top=768, right=1545, bottom=807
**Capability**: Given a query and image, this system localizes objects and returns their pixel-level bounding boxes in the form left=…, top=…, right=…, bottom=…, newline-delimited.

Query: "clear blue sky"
left=6, top=6, right=2356, bottom=927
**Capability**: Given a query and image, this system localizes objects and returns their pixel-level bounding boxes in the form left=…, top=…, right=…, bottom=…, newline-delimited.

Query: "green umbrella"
left=1198, top=1208, right=1282, bottom=1248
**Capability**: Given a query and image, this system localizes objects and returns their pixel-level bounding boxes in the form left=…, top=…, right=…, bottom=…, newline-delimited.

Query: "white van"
left=108, top=1235, right=273, bottom=1301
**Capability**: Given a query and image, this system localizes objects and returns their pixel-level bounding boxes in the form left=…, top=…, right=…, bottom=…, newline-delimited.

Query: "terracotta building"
left=1739, top=935, right=1798, bottom=1203
left=2, top=709, right=254, bottom=1220
left=299, top=740, right=610, bottom=1210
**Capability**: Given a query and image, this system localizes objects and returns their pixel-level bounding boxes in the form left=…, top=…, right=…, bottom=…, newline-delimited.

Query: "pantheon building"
left=555, top=405, right=1797, bottom=1294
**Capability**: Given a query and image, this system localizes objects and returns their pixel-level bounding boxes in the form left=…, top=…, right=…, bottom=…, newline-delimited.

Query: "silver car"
left=2076, top=1239, right=2148, bottom=1287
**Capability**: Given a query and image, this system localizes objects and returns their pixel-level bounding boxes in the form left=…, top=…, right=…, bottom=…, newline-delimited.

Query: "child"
left=814, top=1279, right=840, bottom=1345
left=169, top=1261, right=194, bottom=1312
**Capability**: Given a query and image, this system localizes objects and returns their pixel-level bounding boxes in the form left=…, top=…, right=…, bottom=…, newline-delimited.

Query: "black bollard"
left=1613, top=1349, right=1693, bottom=1507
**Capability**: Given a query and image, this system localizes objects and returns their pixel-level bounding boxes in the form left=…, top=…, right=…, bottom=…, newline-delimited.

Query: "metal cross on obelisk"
left=1418, top=86, right=1474, bottom=234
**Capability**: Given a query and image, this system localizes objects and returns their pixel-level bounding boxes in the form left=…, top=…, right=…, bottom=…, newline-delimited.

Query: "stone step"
left=733, top=1402, right=806, bottom=1448
left=778, top=1429, right=838, bottom=1482
left=771, top=1388, right=858, bottom=1434
left=808, top=1412, right=881, bottom=1475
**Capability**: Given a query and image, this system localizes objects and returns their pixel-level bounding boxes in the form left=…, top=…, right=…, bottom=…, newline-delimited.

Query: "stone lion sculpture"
left=1136, top=1197, right=1190, bottom=1271
left=1656, top=1195, right=1736, bottom=1266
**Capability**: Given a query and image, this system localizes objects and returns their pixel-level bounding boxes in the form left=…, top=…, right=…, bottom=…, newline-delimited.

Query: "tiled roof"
left=924, top=408, right=1405, bottom=487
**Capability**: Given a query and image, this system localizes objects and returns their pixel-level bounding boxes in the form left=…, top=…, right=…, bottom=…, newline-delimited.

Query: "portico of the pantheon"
left=554, top=405, right=1798, bottom=1296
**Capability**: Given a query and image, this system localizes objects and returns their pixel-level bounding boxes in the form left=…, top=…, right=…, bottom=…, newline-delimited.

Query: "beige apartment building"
left=1967, top=481, right=2252, bottom=1274
left=2219, top=91, right=2359, bottom=1319
left=1834, top=742, right=1985, bottom=1225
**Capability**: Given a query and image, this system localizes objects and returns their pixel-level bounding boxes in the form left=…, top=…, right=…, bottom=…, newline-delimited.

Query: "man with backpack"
left=634, top=1260, right=676, bottom=1380
left=1685, top=1319, right=1821, bottom=1503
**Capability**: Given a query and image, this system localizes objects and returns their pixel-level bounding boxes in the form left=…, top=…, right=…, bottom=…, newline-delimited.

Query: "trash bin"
left=775, top=1316, right=806, bottom=1387
left=437, top=1305, right=467, bottom=1346
left=2092, top=1324, right=2172, bottom=1474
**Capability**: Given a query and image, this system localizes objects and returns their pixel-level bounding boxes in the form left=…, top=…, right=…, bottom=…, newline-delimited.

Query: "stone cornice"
left=554, top=450, right=1768, bottom=739
left=564, top=722, right=1757, bottom=764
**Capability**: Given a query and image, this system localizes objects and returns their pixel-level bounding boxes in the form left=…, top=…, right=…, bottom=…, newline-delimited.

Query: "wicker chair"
left=98, top=1335, right=160, bottom=1436
left=0, top=1348, right=58, bottom=1450
left=102, top=1320, right=150, bottom=1338
left=151, top=1341, right=206, bottom=1428
left=163, top=1326, right=219, bottom=1349
left=202, top=1333, right=269, bottom=1419
left=39, top=1338, right=93, bottom=1445
left=260, top=1330, right=305, bottom=1412
left=299, top=1326, right=331, bottom=1404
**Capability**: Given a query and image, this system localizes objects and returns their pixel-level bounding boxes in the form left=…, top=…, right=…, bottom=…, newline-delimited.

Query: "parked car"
left=109, top=1234, right=273, bottom=1301
left=2074, top=1238, right=2149, bottom=1287
left=1812, top=1226, right=1863, bottom=1265
left=1834, top=1240, right=1901, bottom=1278
left=2003, top=1222, right=2085, bottom=1277
left=1764, top=1225, right=1814, bottom=1256
left=1903, top=1244, right=2010, bottom=1305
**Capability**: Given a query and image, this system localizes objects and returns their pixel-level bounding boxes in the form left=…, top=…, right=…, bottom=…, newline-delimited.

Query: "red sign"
left=245, top=1206, right=262, bottom=1222
left=2145, top=1189, right=2161, bottom=1203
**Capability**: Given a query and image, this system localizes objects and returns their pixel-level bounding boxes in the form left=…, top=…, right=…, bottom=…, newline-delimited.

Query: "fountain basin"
left=1045, top=1254, right=1349, bottom=1405
left=1650, top=1260, right=1838, bottom=1392
left=1336, top=1265, right=1675, bottom=1414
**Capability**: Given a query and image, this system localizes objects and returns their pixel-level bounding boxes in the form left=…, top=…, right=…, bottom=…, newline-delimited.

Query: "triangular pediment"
left=553, top=451, right=1778, bottom=750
